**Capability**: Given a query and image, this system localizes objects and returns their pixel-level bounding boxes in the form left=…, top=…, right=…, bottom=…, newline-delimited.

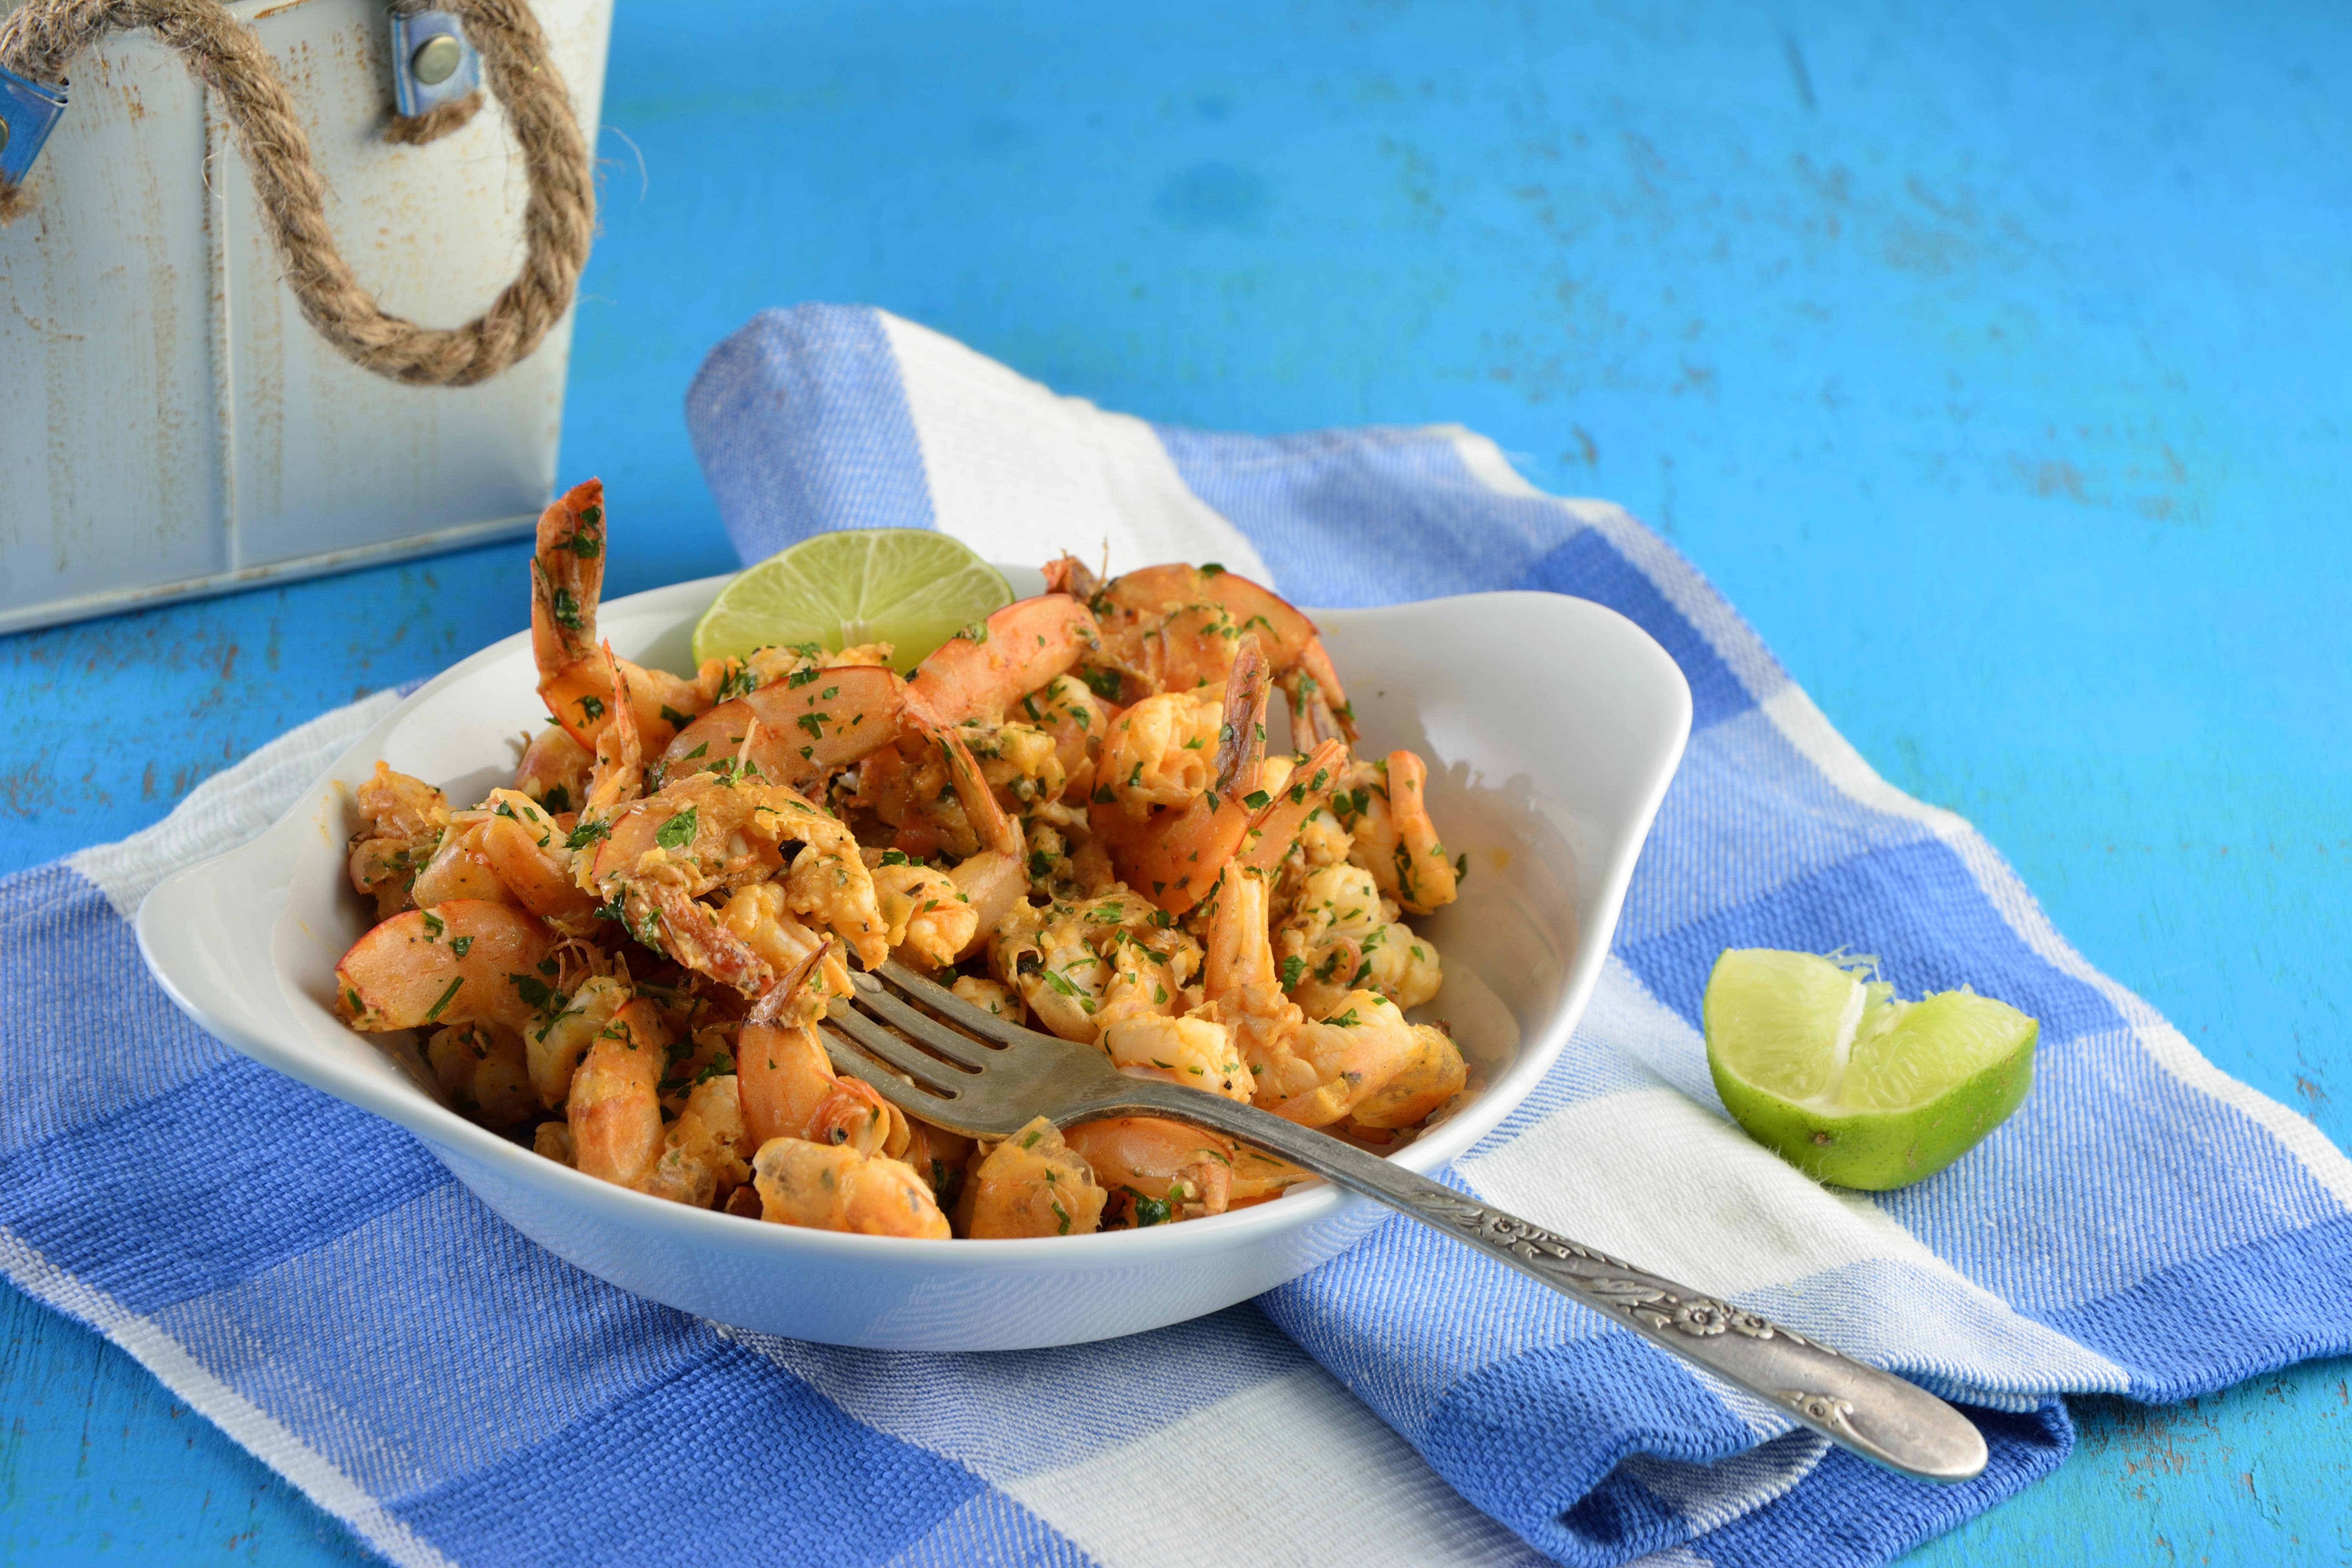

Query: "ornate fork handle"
left=1105, top=1081, right=1988, bottom=1483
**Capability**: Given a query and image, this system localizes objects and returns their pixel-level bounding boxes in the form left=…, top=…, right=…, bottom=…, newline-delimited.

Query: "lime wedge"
left=1703, top=949, right=2036, bottom=1190
left=692, top=530, right=1014, bottom=674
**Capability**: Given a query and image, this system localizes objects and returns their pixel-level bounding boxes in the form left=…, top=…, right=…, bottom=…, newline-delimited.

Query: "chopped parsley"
left=575, top=693, right=605, bottom=722
left=654, top=807, right=699, bottom=851
left=510, top=974, right=559, bottom=1010
left=421, top=976, right=463, bottom=1023
left=449, top=935, right=473, bottom=958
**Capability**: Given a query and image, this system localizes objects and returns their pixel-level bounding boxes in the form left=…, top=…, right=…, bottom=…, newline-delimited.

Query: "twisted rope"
left=0, top=0, right=594, bottom=386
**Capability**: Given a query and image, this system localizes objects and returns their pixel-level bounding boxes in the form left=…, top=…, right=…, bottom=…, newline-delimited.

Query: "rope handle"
left=0, top=0, right=595, bottom=387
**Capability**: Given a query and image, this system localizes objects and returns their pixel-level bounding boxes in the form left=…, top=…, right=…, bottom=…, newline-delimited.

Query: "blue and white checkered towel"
left=6, top=305, right=2348, bottom=1568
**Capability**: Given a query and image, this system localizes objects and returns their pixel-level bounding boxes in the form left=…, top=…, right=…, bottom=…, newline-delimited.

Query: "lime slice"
left=1703, top=949, right=2037, bottom=1190
left=692, top=529, right=1014, bottom=674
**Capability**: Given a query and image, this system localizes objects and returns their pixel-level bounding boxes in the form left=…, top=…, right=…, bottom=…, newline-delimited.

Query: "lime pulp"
left=1702, top=948, right=2037, bottom=1191
left=691, top=529, right=1014, bottom=674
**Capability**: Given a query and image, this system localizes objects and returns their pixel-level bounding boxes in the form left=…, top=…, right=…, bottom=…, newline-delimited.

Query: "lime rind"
left=692, top=529, right=1013, bottom=673
left=1702, top=947, right=2038, bottom=1190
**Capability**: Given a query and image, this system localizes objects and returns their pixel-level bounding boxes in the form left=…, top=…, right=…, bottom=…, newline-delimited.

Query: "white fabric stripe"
left=1621, top=1430, right=1826, bottom=1537
left=0, top=1224, right=456, bottom=1568
left=69, top=689, right=407, bottom=920
left=998, top=1366, right=1549, bottom=1568
left=879, top=312, right=1275, bottom=588
left=1630, top=1547, right=1715, bottom=1568
left=1448, top=440, right=2352, bottom=1216
left=1461, top=1082, right=2128, bottom=1399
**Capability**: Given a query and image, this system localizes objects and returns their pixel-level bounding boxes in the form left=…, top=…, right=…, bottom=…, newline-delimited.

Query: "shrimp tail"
left=584, top=642, right=644, bottom=817
left=931, top=720, right=1025, bottom=859
left=642, top=882, right=773, bottom=996
left=1042, top=553, right=1102, bottom=602
left=751, top=939, right=838, bottom=1027
left=531, top=479, right=606, bottom=681
left=1214, top=634, right=1272, bottom=800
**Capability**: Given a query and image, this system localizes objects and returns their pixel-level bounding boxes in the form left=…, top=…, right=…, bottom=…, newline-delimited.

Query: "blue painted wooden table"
left=4, top=0, right=2347, bottom=1560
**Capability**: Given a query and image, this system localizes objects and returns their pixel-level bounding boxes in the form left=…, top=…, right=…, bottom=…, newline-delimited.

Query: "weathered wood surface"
left=2, top=0, right=2345, bottom=1560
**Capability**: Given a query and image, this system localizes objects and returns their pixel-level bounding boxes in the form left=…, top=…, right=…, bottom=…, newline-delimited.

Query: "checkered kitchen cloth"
left=5, top=304, right=2348, bottom=1568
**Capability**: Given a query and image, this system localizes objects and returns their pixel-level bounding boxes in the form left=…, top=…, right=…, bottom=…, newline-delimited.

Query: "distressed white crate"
left=0, top=0, right=612, bottom=632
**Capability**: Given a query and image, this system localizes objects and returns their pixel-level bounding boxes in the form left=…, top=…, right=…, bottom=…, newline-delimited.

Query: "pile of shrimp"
left=333, top=479, right=1474, bottom=1240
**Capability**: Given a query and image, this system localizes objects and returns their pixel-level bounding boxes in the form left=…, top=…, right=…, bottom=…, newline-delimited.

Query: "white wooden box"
left=0, top=0, right=612, bottom=632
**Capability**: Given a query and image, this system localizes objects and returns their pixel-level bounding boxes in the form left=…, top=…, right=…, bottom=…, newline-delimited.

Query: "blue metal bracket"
left=0, top=62, right=67, bottom=186
left=389, top=9, right=480, bottom=119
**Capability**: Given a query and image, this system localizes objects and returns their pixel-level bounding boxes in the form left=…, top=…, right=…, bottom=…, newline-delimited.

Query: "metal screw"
left=410, top=34, right=463, bottom=87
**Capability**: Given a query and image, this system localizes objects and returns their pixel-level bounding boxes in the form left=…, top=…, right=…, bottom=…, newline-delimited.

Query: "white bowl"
left=136, top=574, right=1690, bottom=1351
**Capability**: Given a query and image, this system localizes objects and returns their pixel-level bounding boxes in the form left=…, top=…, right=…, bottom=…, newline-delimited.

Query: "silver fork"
left=825, top=961, right=1989, bottom=1484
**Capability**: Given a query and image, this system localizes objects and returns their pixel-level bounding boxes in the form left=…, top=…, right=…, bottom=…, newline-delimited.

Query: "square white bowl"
left=136, top=574, right=1690, bottom=1351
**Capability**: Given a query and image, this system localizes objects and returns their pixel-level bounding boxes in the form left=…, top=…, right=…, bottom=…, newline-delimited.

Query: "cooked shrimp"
left=950, top=976, right=1024, bottom=1024
left=1100, top=1014, right=1253, bottom=1102
left=514, top=722, right=594, bottom=815
left=530, top=480, right=605, bottom=697
left=1275, top=862, right=1442, bottom=1015
left=1256, top=991, right=1423, bottom=1128
left=657, top=664, right=907, bottom=792
left=531, top=481, right=708, bottom=754
left=1019, top=673, right=1109, bottom=802
left=956, top=1116, right=1107, bottom=1238
left=588, top=773, right=887, bottom=978
left=1096, top=633, right=1274, bottom=912
left=989, top=890, right=1203, bottom=1043
left=1062, top=1118, right=1311, bottom=1223
left=334, top=515, right=1474, bottom=1229
left=475, top=790, right=601, bottom=929
left=638, top=1075, right=750, bottom=1208
left=336, top=901, right=559, bottom=1035
left=1193, top=865, right=1303, bottom=1077
left=1063, top=1117, right=1234, bottom=1221
left=581, top=643, right=645, bottom=822
left=905, top=595, right=1101, bottom=727
left=1348, top=1023, right=1466, bottom=1131
left=425, top=1020, right=536, bottom=1127
left=1063, top=559, right=1356, bottom=743
left=1237, top=739, right=1350, bottom=875
left=1336, top=751, right=1459, bottom=915
left=567, top=996, right=670, bottom=1188
left=735, top=949, right=905, bottom=1156
left=528, top=972, right=630, bottom=1107
left=752, top=1137, right=950, bottom=1238
left=868, top=855, right=979, bottom=968
left=1099, top=688, right=1225, bottom=814
left=348, top=763, right=448, bottom=918
left=409, top=816, right=520, bottom=909
left=714, top=882, right=853, bottom=1002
